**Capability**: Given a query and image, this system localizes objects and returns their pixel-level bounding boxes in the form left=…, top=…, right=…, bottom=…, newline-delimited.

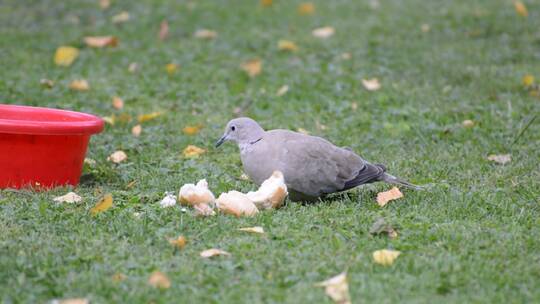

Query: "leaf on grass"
left=376, top=187, right=403, bottom=207
left=111, top=273, right=126, bottom=282
left=165, top=63, right=179, bottom=75
left=361, top=78, right=381, bottom=91
left=216, top=191, right=259, bottom=217
left=112, top=96, right=124, bottom=109
left=238, top=226, right=264, bottom=234
left=194, top=29, right=218, bottom=39
left=53, top=192, right=82, bottom=204
left=241, top=59, right=262, bottom=78
left=168, top=235, right=187, bottom=249
left=260, top=0, right=273, bottom=7
left=523, top=74, right=534, bottom=87
left=278, top=40, right=298, bottom=52
left=40, top=78, right=55, bottom=88
left=52, top=298, right=89, bottom=304
left=108, top=150, right=127, bottom=163
left=90, top=193, right=113, bottom=215
left=372, top=249, right=401, bottom=266
left=131, top=124, right=142, bottom=137
left=487, top=154, right=511, bottom=165
left=340, top=52, right=351, bottom=60
left=69, top=79, right=90, bottom=91
left=99, top=0, right=110, bottom=9
left=462, top=119, right=474, bottom=128
left=421, top=23, right=430, bottom=33
left=514, top=1, right=528, bottom=17
left=148, top=271, right=171, bottom=289
left=54, top=46, right=79, bottom=67
left=84, top=36, right=118, bottom=48
left=297, top=128, right=310, bottom=135
left=200, top=248, right=231, bottom=258
left=183, top=145, right=206, bottom=158
left=276, top=85, right=289, bottom=96
left=183, top=125, right=203, bottom=135
left=315, top=272, right=351, bottom=304
left=369, top=218, right=398, bottom=238
left=112, top=11, right=130, bottom=23
left=312, top=26, right=335, bottom=38
left=298, top=2, right=315, bottom=15
left=159, top=20, right=169, bottom=41
left=128, top=62, right=138, bottom=73
left=138, top=111, right=163, bottom=123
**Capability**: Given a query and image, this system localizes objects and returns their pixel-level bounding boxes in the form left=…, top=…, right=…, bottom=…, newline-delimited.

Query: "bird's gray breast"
left=239, top=141, right=278, bottom=185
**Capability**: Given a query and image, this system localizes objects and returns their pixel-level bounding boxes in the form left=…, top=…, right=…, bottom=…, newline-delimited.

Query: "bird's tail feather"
left=380, top=173, right=424, bottom=190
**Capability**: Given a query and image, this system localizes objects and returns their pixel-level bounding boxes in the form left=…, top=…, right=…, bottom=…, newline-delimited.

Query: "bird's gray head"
left=215, top=117, right=265, bottom=147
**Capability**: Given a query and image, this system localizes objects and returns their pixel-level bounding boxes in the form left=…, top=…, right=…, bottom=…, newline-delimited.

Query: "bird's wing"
left=270, top=131, right=366, bottom=197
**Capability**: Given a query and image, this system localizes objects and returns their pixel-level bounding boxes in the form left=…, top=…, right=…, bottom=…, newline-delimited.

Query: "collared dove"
left=215, top=117, right=421, bottom=201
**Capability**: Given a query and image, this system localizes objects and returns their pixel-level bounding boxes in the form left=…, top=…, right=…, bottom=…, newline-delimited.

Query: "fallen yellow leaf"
left=138, top=111, right=163, bottom=123
left=69, top=79, right=90, bottom=91
left=514, top=1, right=528, bottom=17
left=487, top=154, right=511, bottom=165
left=111, top=273, right=126, bottom=282
left=53, top=192, right=82, bottom=203
left=84, top=36, right=118, bottom=48
left=40, top=78, right=55, bottom=88
left=315, top=272, right=351, bottom=304
left=278, top=40, right=298, bottom=52
left=112, top=11, right=130, bottom=23
left=276, top=85, right=289, bottom=96
left=159, top=20, right=169, bottom=41
left=183, top=145, right=206, bottom=158
left=54, top=298, right=89, bottom=304
left=523, top=74, right=534, bottom=87
left=99, top=0, right=110, bottom=9
left=260, top=0, right=273, bottom=7
left=148, top=271, right=171, bottom=289
left=112, top=96, right=124, bottom=110
left=90, top=193, right=113, bottom=215
left=131, top=124, right=142, bottom=137
left=216, top=191, right=259, bottom=217
left=165, top=63, right=179, bottom=74
left=168, top=235, right=187, bottom=249
left=372, top=249, right=401, bottom=266
left=182, top=125, right=203, bottom=135
left=128, top=62, right=138, bottom=73
left=297, top=128, right=310, bottom=135
left=376, top=187, right=403, bottom=207
left=462, top=119, right=475, bottom=128
left=421, top=23, right=430, bottom=33
left=200, top=248, right=231, bottom=258
left=238, top=226, right=264, bottom=234
left=54, top=46, right=79, bottom=67
left=312, top=26, right=335, bottom=38
left=194, top=29, right=218, bottom=39
left=241, top=59, right=262, bottom=77
left=108, top=150, right=127, bottom=163
left=298, top=2, right=315, bottom=15
left=102, top=115, right=115, bottom=125
left=361, top=78, right=381, bottom=91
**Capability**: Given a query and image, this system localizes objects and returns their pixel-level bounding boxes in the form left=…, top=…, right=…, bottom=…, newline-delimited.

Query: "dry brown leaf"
left=148, top=271, right=171, bottom=289
left=53, top=298, right=89, bottom=304
left=216, top=191, right=259, bottom=217
left=315, top=272, right=351, bottom=304
left=246, top=171, right=288, bottom=209
left=278, top=40, right=298, bottom=52
left=200, top=248, right=231, bottom=258
left=376, top=187, right=403, bottom=207
left=241, top=59, right=262, bottom=77
left=138, top=111, right=163, bottom=123
left=159, top=20, right=169, bottom=41
left=194, top=29, right=218, bottom=39
left=193, top=203, right=216, bottom=216
left=276, top=85, right=289, bottom=96
left=99, top=0, right=110, bottom=9
left=523, top=74, right=534, bottom=87
left=487, top=154, right=511, bottom=165
left=112, top=96, right=124, bottom=110
left=298, top=2, right=315, bottom=15
left=90, top=193, right=113, bottom=215
left=179, top=179, right=215, bottom=205
left=421, top=23, right=430, bottom=33
left=238, top=226, right=264, bottom=234
left=54, top=46, right=79, bottom=67
left=69, top=79, right=90, bottom=91
left=514, top=1, right=528, bottom=17
left=260, top=0, right=273, bottom=7
left=84, top=36, right=118, bottom=48
left=462, top=119, right=474, bottom=128
left=165, top=63, right=179, bottom=75
left=53, top=192, right=82, bottom=203
left=183, top=145, right=206, bottom=158
left=131, top=124, right=142, bottom=137
left=168, top=235, right=187, bottom=249
left=108, top=150, right=127, bottom=163
left=112, top=11, right=130, bottom=23
left=361, top=78, right=381, bottom=91
left=40, top=78, right=55, bottom=88
left=373, top=249, right=401, bottom=266
left=183, top=125, right=203, bottom=135
left=312, top=26, right=335, bottom=38
left=111, top=273, right=126, bottom=282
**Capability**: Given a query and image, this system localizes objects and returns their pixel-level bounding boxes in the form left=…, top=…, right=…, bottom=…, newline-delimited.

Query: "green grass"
left=1, top=0, right=539, bottom=303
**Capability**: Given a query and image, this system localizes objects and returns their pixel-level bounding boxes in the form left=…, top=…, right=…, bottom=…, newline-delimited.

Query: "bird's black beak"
left=215, top=135, right=226, bottom=148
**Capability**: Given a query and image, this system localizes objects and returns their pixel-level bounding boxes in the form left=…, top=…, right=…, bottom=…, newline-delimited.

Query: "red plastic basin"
left=0, top=104, right=104, bottom=189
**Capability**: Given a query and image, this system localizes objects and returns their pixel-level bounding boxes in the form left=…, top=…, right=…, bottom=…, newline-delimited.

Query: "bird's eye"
left=231, top=126, right=236, bottom=131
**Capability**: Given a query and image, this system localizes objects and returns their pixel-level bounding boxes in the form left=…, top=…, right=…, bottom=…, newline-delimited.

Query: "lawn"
left=1, top=0, right=539, bottom=303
